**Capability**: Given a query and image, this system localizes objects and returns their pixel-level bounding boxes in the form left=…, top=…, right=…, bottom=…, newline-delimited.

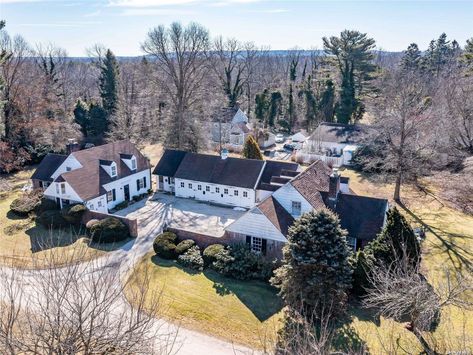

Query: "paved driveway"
left=116, top=193, right=245, bottom=237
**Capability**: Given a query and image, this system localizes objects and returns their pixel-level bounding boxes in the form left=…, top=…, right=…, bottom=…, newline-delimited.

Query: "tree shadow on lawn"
left=398, top=202, right=473, bottom=273
left=151, top=255, right=283, bottom=322
left=25, top=223, right=84, bottom=253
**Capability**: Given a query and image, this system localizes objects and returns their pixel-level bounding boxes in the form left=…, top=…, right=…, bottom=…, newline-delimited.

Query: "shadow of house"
left=150, top=256, right=283, bottom=322
left=25, top=223, right=82, bottom=253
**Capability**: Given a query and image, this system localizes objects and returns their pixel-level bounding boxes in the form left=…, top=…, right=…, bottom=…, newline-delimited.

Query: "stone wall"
left=82, top=210, right=138, bottom=237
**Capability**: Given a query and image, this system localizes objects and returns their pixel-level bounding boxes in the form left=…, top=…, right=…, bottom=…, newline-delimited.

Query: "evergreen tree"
left=401, top=43, right=422, bottom=72
left=73, top=99, right=89, bottom=136
left=301, top=75, right=317, bottom=130
left=271, top=209, right=353, bottom=317
left=268, top=91, right=283, bottom=127
left=323, top=30, right=376, bottom=124
left=241, top=135, right=263, bottom=160
left=318, top=79, right=335, bottom=122
left=0, top=20, right=6, bottom=116
left=87, top=102, right=108, bottom=138
left=287, top=84, right=295, bottom=132
left=99, top=49, right=120, bottom=121
left=364, top=207, right=421, bottom=268
left=462, top=38, right=473, bottom=71
left=422, top=33, right=459, bottom=74
left=255, top=89, right=270, bottom=126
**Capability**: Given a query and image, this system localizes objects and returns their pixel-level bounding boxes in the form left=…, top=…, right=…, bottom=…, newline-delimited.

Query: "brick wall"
left=82, top=210, right=138, bottom=237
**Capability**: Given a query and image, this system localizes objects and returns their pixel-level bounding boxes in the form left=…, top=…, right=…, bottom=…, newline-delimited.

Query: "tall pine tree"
left=99, top=49, right=120, bottom=130
left=73, top=99, right=89, bottom=137
left=401, top=43, right=422, bottom=72
left=241, top=135, right=263, bottom=160
left=323, top=30, right=376, bottom=124
left=271, top=209, right=353, bottom=317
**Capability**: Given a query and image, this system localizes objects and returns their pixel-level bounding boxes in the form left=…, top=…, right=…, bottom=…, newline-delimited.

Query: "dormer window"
left=131, top=157, right=137, bottom=171
left=111, top=164, right=117, bottom=177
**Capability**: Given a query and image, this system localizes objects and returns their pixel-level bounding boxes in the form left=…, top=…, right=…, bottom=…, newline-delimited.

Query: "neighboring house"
left=226, top=160, right=388, bottom=258
left=210, top=106, right=252, bottom=148
left=301, top=122, right=372, bottom=166
left=289, top=131, right=308, bottom=143
left=31, top=140, right=151, bottom=213
left=153, top=149, right=299, bottom=209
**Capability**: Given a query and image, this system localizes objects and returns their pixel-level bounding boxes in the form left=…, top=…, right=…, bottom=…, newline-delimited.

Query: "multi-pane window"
left=60, top=183, right=66, bottom=194
left=131, top=158, right=137, bottom=170
left=205, top=186, right=210, bottom=192
left=107, top=190, right=113, bottom=202
left=98, top=200, right=102, bottom=208
left=56, top=184, right=60, bottom=194
left=251, top=236, right=263, bottom=253
left=198, top=185, right=202, bottom=191
left=243, top=191, right=248, bottom=198
left=234, top=190, right=238, bottom=196
left=224, top=188, right=229, bottom=194
left=111, top=165, right=117, bottom=177
left=180, top=182, right=185, bottom=188
left=291, top=201, right=302, bottom=216
left=215, top=187, right=220, bottom=193
left=188, top=183, right=192, bottom=189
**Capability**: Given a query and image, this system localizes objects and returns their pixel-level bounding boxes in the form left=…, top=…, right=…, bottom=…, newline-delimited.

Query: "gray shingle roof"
left=31, top=154, right=67, bottom=181
left=152, top=149, right=187, bottom=177
left=309, top=122, right=372, bottom=144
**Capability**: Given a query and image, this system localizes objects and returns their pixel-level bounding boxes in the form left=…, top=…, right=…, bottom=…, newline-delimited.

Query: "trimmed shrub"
left=213, top=244, right=274, bottom=281
left=153, top=232, right=178, bottom=259
left=203, top=244, right=225, bottom=266
left=178, top=246, right=204, bottom=271
left=175, top=239, right=195, bottom=255
left=86, top=219, right=100, bottom=229
left=115, top=201, right=129, bottom=210
left=61, top=204, right=87, bottom=225
left=37, top=209, right=69, bottom=229
left=88, top=217, right=130, bottom=243
left=10, top=190, right=43, bottom=216
left=35, top=198, right=58, bottom=214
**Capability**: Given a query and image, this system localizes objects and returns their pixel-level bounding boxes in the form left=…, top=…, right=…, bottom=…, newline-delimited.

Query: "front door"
left=124, top=184, right=130, bottom=201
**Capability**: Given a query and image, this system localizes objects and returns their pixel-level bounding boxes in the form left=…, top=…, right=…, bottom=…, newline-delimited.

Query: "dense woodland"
left=0, top=21, right=472, bottom=202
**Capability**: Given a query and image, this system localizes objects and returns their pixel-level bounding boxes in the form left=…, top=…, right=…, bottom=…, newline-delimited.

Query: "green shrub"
left=86, top=219, right=99, bottom=229
left=115, top=201, right=129, bottom=210
left=35, top=198, right=58, bottom=214
left=37, top=210, right=69, bottom=229
left=178, top=246, right=204, bottom=271
left=203, top=244, right=225, bottom=266
left=175, top=239, right=195, bottom=255
left=153, top=232, right=178, bottom=259
left=10, top=190, right=43, bottom=216
left=212, top=244, right=274, bottom=281
left=61, top=204, right=87, bottom=225
left=88, top=217, right=130, bottom=243
left=132, top=195, right=141, bottom=202
left=147, top=188, right=153, bottom=195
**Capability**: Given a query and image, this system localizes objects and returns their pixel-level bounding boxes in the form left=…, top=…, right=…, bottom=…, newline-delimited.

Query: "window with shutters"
left=107, top=190, right=113, bottom=202
left=251, top=236, right=262, bottom=253
left=137, top=177, right=145, bottom=190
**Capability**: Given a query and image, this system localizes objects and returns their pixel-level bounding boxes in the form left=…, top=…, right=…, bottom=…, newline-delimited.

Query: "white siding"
left=44, top=181, right=83, bottom=205
left=86, top=195, right=108, bottom=213
left=256, top=189, right=273, bottom=203
left=102, top=169, right=150, bottom=210
left=174, top=178, right=256, bottom=209
left=272, top=183, right=313, bottom=217
left=156, top=175, right=175, bottom=193
left=226, top=207, right=287, bottom=242
left=51, top=155, right=82, bottom=180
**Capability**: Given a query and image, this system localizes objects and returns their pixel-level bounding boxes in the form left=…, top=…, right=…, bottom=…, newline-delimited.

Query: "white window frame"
left=111, top=164, right=117, bottom=177
left=188, top=183, right=192, bottom=189
left=66, top=166, right=71, bottom=172
left=138, top=178, right=145, bottom=190
left=131, top=157, right=137, bottom=170
left=243, top=191, right=248, bottom=198
left=205, top=186, right=210, bottom=192
left=98, top=200, right=102, bottom=208
left=292, top=201, right=302, bottom=216
left=180, top=182, right=185, bottom=188
left=60, top=183, right=66, bottom=194
left=107, top=190, right=113, bottom=202
left=215, top=187, right=220, bottom=193
left=224, top=188, right=229, bottom=194
left=56, top=184, right=60, bottom=194
left=198, top=185, right=202, bottom=191
left=251, top=236, right=262, bottom=253
left=234, top=190, right=238, bottom=196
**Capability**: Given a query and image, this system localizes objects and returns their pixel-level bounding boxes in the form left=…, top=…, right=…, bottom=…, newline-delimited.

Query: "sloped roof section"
left=258, top=196, right=295, bottom=236
left=174, top=152, right=265, bottom=189
left=258, top=160, right=299, bottom=190
left=290, top=160, right=332, bottom=209
left=152, top=149, right=187, bottom=177
left=31, top=153, right=67, bottom=181
left=321, top=192, right=388, bottom=242
left=56, top=140, right=149, bottom=201
left=309, top=122, right=372, bottom=144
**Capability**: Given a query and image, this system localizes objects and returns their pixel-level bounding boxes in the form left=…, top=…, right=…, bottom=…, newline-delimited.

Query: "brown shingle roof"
left=56, top=140, right=149, bottom=201
left=290, top=160, right=332, bottom=209
left=258, top=196, right=295, bottom=236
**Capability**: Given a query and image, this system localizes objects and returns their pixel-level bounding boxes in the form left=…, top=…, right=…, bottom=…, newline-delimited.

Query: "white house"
left=153, top=149, right=299, bottom=209
left=289, top=131, right=308, bottom=143
left=301, top=122, right=372, bottom=166
left=31, top=140, right=151, bottom=213
left=226, top=160, right=389, bottom=259
left=210, top=106, right=251, bottom=148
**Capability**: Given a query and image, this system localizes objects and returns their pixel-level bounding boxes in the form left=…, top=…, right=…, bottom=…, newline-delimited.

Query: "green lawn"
left=128, top=254, right=283, bottom=349
left=0, top=167, right=128, bottom=268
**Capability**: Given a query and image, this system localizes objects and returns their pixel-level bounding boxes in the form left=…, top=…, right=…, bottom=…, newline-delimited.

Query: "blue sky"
left=1, top=0, right=472, bottom=56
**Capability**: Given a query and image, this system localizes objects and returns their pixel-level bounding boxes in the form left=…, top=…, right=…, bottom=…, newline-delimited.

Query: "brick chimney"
left=328, top=168, right=340, bottom=204
left=66, top=139, right=80, bottom=154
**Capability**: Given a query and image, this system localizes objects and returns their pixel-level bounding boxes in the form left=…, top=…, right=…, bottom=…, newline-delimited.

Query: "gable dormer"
left=100, top=159, right=117, bottom=178
left=120, top=153, right=137, bottom=172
